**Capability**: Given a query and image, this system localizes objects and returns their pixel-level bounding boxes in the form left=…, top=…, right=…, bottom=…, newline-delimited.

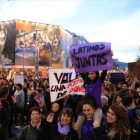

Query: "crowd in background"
left=0, top=69, right=140, bottom=140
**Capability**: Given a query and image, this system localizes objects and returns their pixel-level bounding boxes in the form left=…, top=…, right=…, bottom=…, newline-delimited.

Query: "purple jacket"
left=81, top=70, right=107, bottom=108
left=85, top=78, right=103, bottom=108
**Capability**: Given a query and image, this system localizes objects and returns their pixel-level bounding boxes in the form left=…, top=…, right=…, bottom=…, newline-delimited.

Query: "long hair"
left=108, top=104, right=131, bottom=139
left=76, top=95, right=99, bottom=115
left=0, top=86, right=9, bottom=98
left=83, top=71, right=99, bottom=88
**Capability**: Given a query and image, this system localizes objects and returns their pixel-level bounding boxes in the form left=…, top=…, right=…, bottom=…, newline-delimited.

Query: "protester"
left=43, top=85, right=51, bottom=112
left=74, top=96, right=99, bottom=140
left=47, top=103, right=60, bottom=124
left=74, top=51, right=113, bottom=139
left=47, top=107, right=79, bottom=140
left=93, top=104, right=131, bottom=140
left=0, top=99, right=10, bottom=134
left=0, top=125, right=8, bottom=140
left=26, top=90, right=40, bottom=123
left=14, top=83, right=25, bottom=125
left=112, top=81, right=133, bottom=104
left=18, top=107, right=48, bottom=140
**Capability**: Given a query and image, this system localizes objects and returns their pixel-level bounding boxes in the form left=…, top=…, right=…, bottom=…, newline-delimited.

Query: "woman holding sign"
left=74, top=51, right=113, bottom=139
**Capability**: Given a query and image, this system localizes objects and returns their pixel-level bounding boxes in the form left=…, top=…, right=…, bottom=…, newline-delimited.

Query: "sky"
left=0, top=0, right=140, bottom=62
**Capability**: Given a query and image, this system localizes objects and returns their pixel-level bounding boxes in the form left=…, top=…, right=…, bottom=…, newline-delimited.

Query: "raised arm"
left=100, top=70, right=107, bottom=83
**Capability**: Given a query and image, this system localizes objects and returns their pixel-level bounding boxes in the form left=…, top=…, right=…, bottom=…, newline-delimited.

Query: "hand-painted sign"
left=70, top=42, right=113, bottom=73
left=49, top=69, right=85, bottom=102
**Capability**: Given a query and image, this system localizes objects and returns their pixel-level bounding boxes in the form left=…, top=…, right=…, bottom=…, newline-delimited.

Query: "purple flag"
left=70, top=42, right=113, bottom=73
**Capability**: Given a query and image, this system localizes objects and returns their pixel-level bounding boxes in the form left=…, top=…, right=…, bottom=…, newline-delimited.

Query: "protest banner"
left=70, top=42, right=113, bottom=73
left=49, top=69, right=85, bottom=102
left=14, top=75, right=24, bottom=85
left=110, top=73, right=125, bottom=83
left=128, top=62, right=140, bottom=78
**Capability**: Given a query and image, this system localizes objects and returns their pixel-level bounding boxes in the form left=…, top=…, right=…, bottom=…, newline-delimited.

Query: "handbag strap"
left=64, top=135, right=67, bottom=140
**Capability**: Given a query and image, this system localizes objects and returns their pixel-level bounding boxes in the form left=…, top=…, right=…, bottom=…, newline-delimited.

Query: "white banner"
left=14, top=75, right=24, bottom=85
left=49, top=69, right=85, bottom=102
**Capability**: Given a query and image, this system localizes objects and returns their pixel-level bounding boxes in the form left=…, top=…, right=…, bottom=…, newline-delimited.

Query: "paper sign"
left=14, top=75, right=24, bottom=85
left=49, top=69, right=85, bottom=102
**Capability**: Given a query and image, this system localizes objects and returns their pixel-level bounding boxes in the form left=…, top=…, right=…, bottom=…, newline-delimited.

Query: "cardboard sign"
left=14, top=75, right=24, bottom=85
left=128, top=62, right=140, bottom=78
left=52, top=63, right=63, bottom=69
left=70, top=42, right=113, bottom=73
left=110, top=73, right=125, bottom=83
left=49, top=69, right=85, bottom=102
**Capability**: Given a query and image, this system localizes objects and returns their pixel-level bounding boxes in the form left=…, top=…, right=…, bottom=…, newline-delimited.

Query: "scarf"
left=57, top=121, right=70, bottom=135
left=34, top=98, right=40, bottom=107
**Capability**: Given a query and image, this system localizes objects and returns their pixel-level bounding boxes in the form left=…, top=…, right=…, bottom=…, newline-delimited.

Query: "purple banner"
left=70, top=42, right=113, bottom=73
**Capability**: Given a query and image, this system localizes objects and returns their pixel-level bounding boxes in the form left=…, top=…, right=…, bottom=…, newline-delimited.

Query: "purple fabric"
left=57, top=121, right=70, bottom=135
left=34, top=98, right=40, bottom=107
left=85, top=78, right=102, bottom=108
left=70, top=42, right=113, bottom=73
left=63, top=98, right=68, bottom=109
left=81, top=120, right=95, bottom=140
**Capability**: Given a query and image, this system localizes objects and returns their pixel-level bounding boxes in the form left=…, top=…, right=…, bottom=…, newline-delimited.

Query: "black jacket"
left=0, top=106, right=10, bottom=129
left=18, top=121, right=49, bottom=140
left=93, top=122, right=129, bottom=140
left=49, top=123, right=79, bottom=140
left=26, top=96, right=39, bottom=114
left=43, top=91, right=51, bottom=112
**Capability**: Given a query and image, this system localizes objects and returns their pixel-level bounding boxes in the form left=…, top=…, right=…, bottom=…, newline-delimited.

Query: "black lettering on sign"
left=90, top=54, right=96, bottom=66
left=57, top=91, right=67, bottom=99
left=95, top=45, right=99, bottom=51
left=73, top=49, right=78, bottom=55
left=75, top=58, right=80, bottom=68
left=100, top=44, right=105, bottom=50
left=97, top=54, right=102, bottom=66
left=85, top=56, right=91, bottom=67
left=74, top=53, right=108, bottom=68
left=51, top=85, right=66, bottom=92
left=79, top=47, right=82, bottom=54
left=54, top=72, right=73, bottom=84
left=61, top=72, right=73, bottom=84
left=54, top=73, right=63, bottom=84
left=89, top=45, right=95, bottom=52
left=72, top=44, right=105, bottom=55
left=101, top=53, right=107, bottom=65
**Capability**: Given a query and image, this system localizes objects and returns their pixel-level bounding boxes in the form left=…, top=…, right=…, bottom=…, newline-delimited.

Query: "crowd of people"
left=0, top=68, right=140, bottom=140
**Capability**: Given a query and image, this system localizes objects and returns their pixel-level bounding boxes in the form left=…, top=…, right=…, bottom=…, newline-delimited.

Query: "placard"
left=70, top=42, right=113, bottom=73
left=49, top=69, right=85, bottom=102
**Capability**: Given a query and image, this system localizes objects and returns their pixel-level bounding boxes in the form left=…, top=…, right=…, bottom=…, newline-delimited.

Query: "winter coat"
left=26, top=96, right=40, bottom=114
left=18, top=121, right=49, bottom=140
left=93, top=122, right=129, bottom=140
left=49, top=123, right=79, bottom=140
